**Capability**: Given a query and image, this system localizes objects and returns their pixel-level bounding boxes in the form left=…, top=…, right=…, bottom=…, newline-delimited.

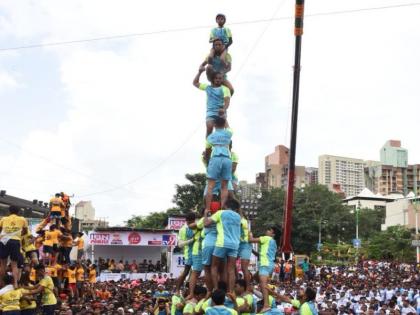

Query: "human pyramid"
left=176, top=14, right=280, bottom=315
left=0, top=192, right=93, bottom=314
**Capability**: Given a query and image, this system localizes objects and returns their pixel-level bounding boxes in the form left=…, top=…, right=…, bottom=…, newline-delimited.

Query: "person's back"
left=212, top=209, right=240, bottom=250
left=207, top=128, right=232, bottom=158
left=0, top=210, right=28, bottom=240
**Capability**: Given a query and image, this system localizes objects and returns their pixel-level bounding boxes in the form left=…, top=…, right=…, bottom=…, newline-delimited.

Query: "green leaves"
left=125, top=173, right=206, bottom=229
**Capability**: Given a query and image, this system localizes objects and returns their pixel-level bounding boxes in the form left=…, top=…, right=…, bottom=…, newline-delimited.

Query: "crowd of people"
left=0, top=13, right=419, bottom=315
left=97, top=259, right=167, bottom=274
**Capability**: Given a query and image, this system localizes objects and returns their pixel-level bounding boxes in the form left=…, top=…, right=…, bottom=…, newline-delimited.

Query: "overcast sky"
left=0, top=0, right=419, bottom=225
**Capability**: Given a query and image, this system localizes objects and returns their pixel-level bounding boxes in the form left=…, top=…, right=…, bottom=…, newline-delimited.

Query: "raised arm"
left=193, top=65, right=206, bottom=88
left=226, top=37, right=233, bottom=49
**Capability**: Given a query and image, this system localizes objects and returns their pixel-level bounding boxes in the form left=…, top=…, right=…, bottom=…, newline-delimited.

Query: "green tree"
left=172, top=173, right=207, bottom=213
left=125, top=211, right=169, bottom=229
left=253, top=185, right=355, bottom=254
left=357, top=207, right=386, bottom=239
left=366, top=225, right=413, bottom=261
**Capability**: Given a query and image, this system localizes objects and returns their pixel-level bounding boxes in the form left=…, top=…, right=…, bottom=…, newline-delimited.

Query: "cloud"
left=0, top=71, right=18, bottom=92
left=0, top=0, right=420, bottom=225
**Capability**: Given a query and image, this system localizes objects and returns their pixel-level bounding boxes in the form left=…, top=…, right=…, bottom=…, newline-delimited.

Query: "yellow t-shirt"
left=76, top=268, right=85, bottom=282
left=61, top=234, right=73, bottom=248
left=0, top=214, right=28, bottom=241
left=88, top=268, right=97, bottom=284
left=77, top=237, right=84, bottom=250
left=1, top=288, right=22, bottom=311
left=46, top=265, right=58, bottom=278
left=67, top=269, right=77, bottom=284
left=39, top=276, right=57, bottom=306
left=19, top=288, right=36, bottom=310
left=50, top=197, right=63, bottom=213
left=43, top=230, right=62, bottom=247
left=22, top=232, right=36, bottom=252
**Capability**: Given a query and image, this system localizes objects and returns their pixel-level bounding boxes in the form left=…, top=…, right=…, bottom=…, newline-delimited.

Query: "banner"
left=98, top=272, right=173, bottom=282
left=88, top=231, right=177, bottom=246
left=167, top=217, right=186, bottom=230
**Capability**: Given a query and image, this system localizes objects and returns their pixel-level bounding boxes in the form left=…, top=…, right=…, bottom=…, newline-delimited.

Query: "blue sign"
left=352, top=239, right=361, bottom=248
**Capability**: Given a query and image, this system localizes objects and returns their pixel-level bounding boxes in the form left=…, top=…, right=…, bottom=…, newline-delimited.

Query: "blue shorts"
left=203, top=180, right=234, bottom=196
left=50, top=212, right=61, bottom=219
left=213, top=246, right=238, bottom=259
left=202, top=246, right=215, bottom=266
left=258, top=265, right=274, bottom=277
left=192, top=255, right=203, bottom=272
left=184, top=255, right=193, bottom=266
left=207, top=157, right=232, bottom=181
left=206, top=113, right=227, bottom=122
left=238, top=242, right=252, bottom=260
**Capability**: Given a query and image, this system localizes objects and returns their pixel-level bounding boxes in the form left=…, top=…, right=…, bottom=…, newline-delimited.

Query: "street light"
left=318, top=219, right=327, bottom=252
left=414, top=198, right=419, bottom=264
left=356, top=201, right=360, bottom=241
left=355, top=201, right=361, bottom=262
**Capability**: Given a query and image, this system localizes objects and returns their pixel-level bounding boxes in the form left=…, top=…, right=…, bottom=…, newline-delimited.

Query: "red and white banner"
left=167, top=217, right=186, bottom=230
left=88, top=231, right=177, bottom=246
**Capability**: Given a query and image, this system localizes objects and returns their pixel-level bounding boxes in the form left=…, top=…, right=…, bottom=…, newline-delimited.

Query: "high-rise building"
left=380, top=140, right=408, bottom=168
left=305, top=167, right=319, bottom=185
left=265, top=145, right=289, bottom=188
left=75, top=201, right=96, bottom=221
left=238, top=181, right=260, bottom=220
left=318, top=155, right=365, bottom=197
left=365, top=141, right=419, bottom=196
left=255, top=172, right=267, bottom=188
left=261, top=145, right=314, bottom=189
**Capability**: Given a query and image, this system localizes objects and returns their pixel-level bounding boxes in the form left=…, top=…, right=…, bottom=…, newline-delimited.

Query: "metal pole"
left=318, top=220, right=322, bottom=251
left=356, top=202, right=360, bottom=262
left=281, top=0, right=305, bottom=255
left=356, top=208, right=359, bottom=240
left=415, top=199, right=419, bottom=264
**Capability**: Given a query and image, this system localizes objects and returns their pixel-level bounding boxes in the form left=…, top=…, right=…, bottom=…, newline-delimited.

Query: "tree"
left=125, top=211, right=169, bottom=229
left=366, top=225, right=414, bottom=261
left=357, top=207, right=386, bottom=239
left=172, top=173, right=207, bottom=213
left=253, top=185, right=355, bottom=254
left=124, top=173, right=206, bottom=228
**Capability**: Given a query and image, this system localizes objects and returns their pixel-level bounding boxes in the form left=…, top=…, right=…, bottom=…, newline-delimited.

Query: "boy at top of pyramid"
left=209, top=14, right=232, bottom=65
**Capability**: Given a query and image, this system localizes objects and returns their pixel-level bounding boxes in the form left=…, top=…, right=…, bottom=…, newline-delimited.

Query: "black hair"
left=34, top=263, right=45, bottom=271
left=211, top=289, right=226, bottom=306
left=3, top=274, right=14, bottom=285
left=305, top=287, right=316, bottom=302
left=225, top=198, right=240, bottom=211
left=78, top=232, right=84, bottom=236
left=214, top=116, right=226, bottom=128
left=55, top=193, right=61, bottom=197
left=235, top=279, right=247, bottom=289
left=185, top=212, right=196, bottom=223
left=194, top=286, right=207, bottom=296
left=9, top=205, right=20, bottom=215
left=213, top=38, right=224, bottom=45
left=218, top=281, right=227, bottom=293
